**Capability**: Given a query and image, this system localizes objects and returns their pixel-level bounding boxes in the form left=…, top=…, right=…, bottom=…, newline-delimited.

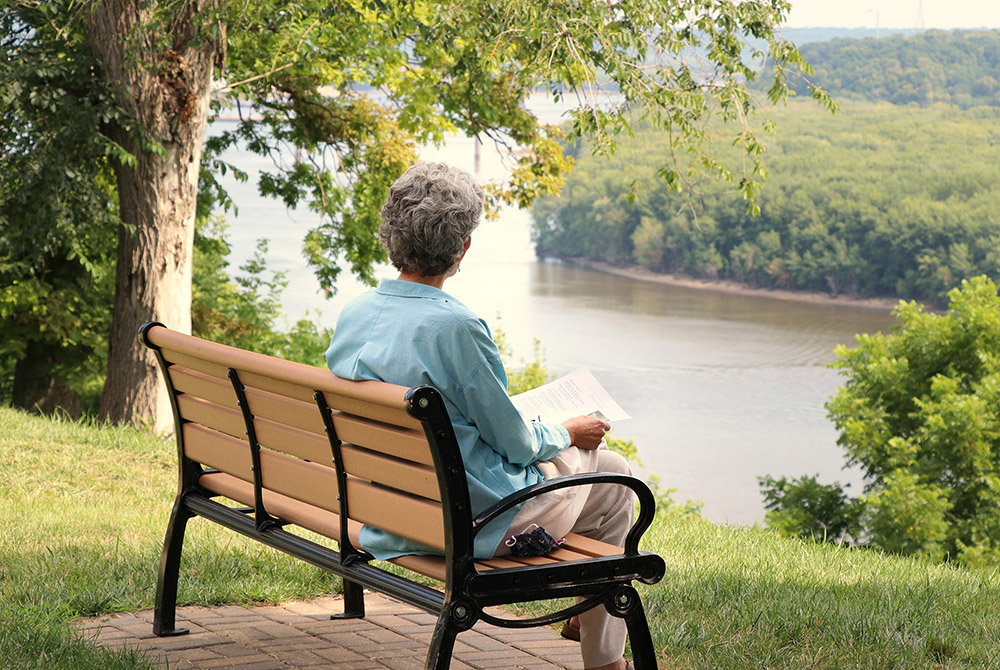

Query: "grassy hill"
left=2, top=406, right=999, bottom=668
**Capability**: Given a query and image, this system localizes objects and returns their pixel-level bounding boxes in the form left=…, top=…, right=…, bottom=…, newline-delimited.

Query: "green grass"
left=0, top=407, right=339, bottom=670
left=3, top=406, right=1000, bottom=669
left=637, top=518, right=1000, bottom=668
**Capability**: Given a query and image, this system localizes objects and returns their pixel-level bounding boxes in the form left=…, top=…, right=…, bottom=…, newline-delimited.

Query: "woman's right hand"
left=561, top=415, right=611, bottom=450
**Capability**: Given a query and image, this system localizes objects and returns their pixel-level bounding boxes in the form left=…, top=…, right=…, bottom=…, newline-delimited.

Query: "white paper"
left=509, top=368, right=631, bottom=425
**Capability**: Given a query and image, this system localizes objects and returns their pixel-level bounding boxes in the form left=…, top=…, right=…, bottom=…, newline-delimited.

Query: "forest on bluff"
left=532, top=29, right=1000, bottom=308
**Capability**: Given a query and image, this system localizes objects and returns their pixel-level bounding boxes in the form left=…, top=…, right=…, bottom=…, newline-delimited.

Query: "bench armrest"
left=471, top=472, right=657, bottom=555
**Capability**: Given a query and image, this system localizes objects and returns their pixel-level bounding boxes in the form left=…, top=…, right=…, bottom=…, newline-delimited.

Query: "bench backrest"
left=141, top=323, right=473, bottom=564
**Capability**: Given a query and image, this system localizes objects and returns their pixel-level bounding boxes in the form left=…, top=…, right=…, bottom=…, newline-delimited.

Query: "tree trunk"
left=86, top=0, right=222, bottom=430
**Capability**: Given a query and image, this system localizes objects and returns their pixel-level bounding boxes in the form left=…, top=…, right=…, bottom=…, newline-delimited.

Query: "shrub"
left=761, top=276, right=1000, bottom=567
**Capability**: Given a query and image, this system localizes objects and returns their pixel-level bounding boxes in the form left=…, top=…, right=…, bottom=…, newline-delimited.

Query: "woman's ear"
left=457, top=235, right=472, bottom=263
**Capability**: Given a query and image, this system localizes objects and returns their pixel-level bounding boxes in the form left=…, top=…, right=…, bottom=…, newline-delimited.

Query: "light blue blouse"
left=325, top=278, right=571, bottom=560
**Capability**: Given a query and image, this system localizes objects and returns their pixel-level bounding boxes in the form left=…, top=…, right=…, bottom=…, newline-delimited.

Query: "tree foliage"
left=761, top=277, right=1000, bottom=568
left=0, top=3, right=131, bottom=413
left=532, top=104, right=1000, bottom=307
left=207, top=0, right=830, bottom=294
left=786, top=29, right=1000, bottom=109
left=758, top=474, right=864, bottom=545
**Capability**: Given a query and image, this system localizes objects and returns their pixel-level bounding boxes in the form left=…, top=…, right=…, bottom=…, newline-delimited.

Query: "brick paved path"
left=77, top=592, right=584, bottom=670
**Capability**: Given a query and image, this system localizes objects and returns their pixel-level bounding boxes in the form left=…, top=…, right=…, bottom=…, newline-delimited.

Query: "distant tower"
left=916, top=0, right=926, bottom=29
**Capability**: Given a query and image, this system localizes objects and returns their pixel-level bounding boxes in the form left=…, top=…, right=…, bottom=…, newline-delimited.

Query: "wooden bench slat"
left=158, top=348, right=231, bottom=383
left=559, top=534, right=621, bottom=558
left=197, top=472, right=353, bottom=542
left=238, top=369, right=326, bottom=404
left=470, top=536, right=619, bottom=570
left=389, top=554, right=449, bottom=582
left=177, top=396, right=438, bottom=512
left=183, top=422, right=445, bottom=546
left=199, top=473, right=454, bottom=582
left=258, top=448, right=340, bottom=514
left=168, top=365, right=238, bottom=408
left=489, top=543, right=611, bottom=566
left=176, top=394, right=246, bottom=439
left=150, top=329, right=419, bottom=428
left=167, top=365, right=422, bottom=467
left=345, top=478, right=446, bottom=553
left=186, top=412, right=439, bottom=503
left=183, top=423, right=252, bottom=480
left=340, top=445, right=440, bottom=501
left=542, top=545, right=594, bottom=562
left=254, top=417, right=333, bottom=464
left=245, top=386, right=326, bottom=435
left=334, top=413, right=434, bottom=466
left=475, top=556, right=525, bottom=570
left=494, top=552, right=565, bottom=566
left=317, top=388, right=419, bottom=429
left=150, top=328, right=344, bottom=393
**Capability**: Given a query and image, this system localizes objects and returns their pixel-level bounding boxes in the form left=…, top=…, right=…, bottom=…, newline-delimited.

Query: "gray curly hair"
left=379, top=162, right=484, bottom=276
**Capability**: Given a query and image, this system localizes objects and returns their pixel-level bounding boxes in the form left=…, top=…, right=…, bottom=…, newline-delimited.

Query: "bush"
left=760, top=276, right=1000, bottom=567
left=759, top=474, right=863, bottom=544
left=192, top=216, right=334, bottom=367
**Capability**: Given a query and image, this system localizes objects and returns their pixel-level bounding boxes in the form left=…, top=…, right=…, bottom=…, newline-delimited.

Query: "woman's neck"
left=397, top=271, right=448, bottom=290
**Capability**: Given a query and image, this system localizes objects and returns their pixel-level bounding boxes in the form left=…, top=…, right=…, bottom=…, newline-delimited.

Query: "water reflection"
left=532, top=259, right=891, bottom=337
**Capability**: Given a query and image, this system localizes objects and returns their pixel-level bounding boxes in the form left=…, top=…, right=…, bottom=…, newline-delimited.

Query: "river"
left=213, top=105, right=897, bottom=525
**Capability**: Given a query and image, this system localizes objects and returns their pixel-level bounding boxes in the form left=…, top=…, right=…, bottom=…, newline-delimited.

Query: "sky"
left=782, top=0, right=1000, bottom=29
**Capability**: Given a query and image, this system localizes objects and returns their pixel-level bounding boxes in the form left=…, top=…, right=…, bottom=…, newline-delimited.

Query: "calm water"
left=214, top=107, right=896, bottom=524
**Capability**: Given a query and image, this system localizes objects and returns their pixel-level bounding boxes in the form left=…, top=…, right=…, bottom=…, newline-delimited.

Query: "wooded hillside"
left=787, top=29, right=1000, bottom=108
left=532, top=104, right=1000, bottom=306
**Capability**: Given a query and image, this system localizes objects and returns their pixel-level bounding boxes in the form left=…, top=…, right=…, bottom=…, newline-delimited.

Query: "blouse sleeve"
left=449, top=317, right=570, bottom=466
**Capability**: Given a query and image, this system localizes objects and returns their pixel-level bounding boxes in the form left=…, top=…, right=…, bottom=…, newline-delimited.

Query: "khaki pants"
left=497, top=446, right=635, bottom=668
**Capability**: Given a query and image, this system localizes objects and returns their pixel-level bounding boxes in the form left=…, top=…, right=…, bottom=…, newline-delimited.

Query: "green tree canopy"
left=0, top=4, right=129, bottom=413
left=532, top=104, right=1000, bottom=306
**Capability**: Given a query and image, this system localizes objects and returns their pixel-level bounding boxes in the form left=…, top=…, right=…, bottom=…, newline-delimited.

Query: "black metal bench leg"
left=153, top=499, right=193, bottom=637
left=426, top=613, right=459, bottom=670
left=331, top=579, right=366, bottom=619
left=615, top=587, right=658, bottom=670
left=426, top=601, right=476, bottom=670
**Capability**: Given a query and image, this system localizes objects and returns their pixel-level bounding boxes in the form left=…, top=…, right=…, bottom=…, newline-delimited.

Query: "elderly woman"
left=325, top=162, right=635, bottom=670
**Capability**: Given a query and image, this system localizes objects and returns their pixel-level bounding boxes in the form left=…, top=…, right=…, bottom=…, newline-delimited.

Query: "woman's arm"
left=448, top=313, right=609, bottom=464
left=459, top=361, right=570, bottom=465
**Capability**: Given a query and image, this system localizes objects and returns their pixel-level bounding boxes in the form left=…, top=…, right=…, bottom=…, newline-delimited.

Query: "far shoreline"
left=549, top=255, right=902, bottom=313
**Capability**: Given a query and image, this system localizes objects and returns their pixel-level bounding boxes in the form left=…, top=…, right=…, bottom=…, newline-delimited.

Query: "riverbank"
left=556, top=255, right=902, bottom=312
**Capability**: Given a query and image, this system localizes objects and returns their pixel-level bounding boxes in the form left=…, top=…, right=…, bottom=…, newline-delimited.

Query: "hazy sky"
left=783, top=0, right=1000, bottom=29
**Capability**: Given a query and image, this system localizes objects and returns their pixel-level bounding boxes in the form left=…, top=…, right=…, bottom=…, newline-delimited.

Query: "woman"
left=325, top=162, right=635, bottom=670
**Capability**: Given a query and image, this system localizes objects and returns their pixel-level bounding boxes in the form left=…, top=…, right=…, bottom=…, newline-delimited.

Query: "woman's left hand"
left=560, top=415, right=611, bottom=450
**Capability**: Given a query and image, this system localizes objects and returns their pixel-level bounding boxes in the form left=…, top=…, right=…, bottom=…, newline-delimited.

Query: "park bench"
left=141, top=322, right=666, bottom=669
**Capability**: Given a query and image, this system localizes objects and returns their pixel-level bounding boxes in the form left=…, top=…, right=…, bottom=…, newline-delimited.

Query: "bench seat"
left=199, top=470, right=624, bottom=582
